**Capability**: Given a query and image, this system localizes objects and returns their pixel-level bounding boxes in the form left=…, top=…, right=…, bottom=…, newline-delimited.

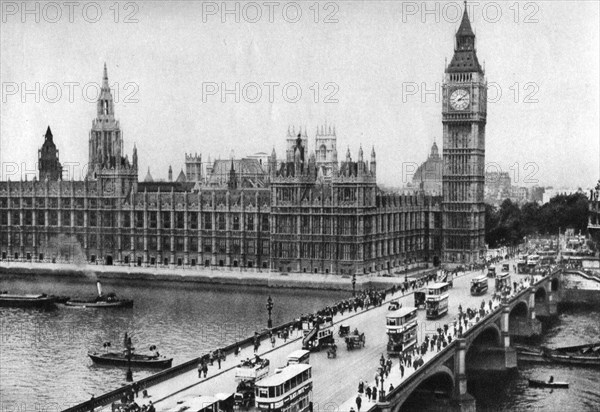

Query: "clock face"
left=450, top=89, right=470, bottom=110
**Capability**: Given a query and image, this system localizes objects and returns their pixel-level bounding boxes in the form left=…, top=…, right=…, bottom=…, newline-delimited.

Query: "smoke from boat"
left=41, top=234, right=98, bottom=281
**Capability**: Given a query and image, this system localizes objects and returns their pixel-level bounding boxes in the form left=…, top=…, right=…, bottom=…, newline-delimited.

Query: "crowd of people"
left=349, top=260, right=553, bottom=408
left=110, top=382, right=154, bottom=412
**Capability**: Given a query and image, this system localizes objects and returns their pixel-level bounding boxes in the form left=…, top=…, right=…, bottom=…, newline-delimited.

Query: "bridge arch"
left=551, top=277, right=560, bottom=292
left=467, top=323, right=502, bottom=351
left=534, top=287, right=547, bottom=303
left=509, top=300, right=528, bottom=318
left=395, top=366, right=455, bottom=412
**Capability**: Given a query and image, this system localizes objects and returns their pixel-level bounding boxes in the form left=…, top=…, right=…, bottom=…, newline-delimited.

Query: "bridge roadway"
left=93, top=260, right=538, bottom=412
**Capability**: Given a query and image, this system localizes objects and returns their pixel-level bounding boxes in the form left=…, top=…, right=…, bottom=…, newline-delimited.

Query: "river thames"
left=1, top=274, right=599, bottom=412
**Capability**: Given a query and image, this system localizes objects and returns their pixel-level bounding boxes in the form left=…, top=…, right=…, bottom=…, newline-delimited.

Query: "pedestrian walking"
left=202, top=362, right=208, bottom=378
left=198, top=361, right=203, bottom=378
left=271, top=334, right=276, bottom=348
left=358, top=380, right=364, bottom=394
left=355, top=395, right=362, bottom=412
left=400, top=363, right=404, bottom=377
left=372, top=386, right=378, bottom=401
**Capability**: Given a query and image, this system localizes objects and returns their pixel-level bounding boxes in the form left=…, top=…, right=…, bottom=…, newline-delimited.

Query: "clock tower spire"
left=441, top=2, right=487, bottom=264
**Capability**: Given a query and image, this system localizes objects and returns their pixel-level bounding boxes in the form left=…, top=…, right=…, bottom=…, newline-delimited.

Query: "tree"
left=485, top=192, right=590, bottom=247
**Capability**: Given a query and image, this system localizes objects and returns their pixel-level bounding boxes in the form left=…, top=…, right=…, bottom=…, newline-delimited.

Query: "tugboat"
left=0, top=291, right=58, bottom=308
left=88, top=333, right=172, bottom=369
left=63, top=281, right=133, bottom=308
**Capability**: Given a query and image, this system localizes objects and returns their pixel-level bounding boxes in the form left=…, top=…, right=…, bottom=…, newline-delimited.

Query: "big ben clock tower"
left=441, top=3, right=487, bottom=264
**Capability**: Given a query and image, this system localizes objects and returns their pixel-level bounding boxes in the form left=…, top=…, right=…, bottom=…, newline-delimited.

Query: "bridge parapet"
left=381, top=270, right=562, bottom=412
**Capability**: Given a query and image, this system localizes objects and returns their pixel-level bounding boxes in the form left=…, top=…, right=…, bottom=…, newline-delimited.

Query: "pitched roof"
left=176, top=169, right=187, bottom=183
left=456, top=8, right=475, bottom=38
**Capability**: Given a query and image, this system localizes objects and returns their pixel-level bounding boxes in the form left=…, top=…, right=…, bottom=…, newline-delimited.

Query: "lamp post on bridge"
left=352, top=274, right=356, bottom=297
left=266, top=295, right=273, bottom=329
left=125, top=333, right=133, bottom=382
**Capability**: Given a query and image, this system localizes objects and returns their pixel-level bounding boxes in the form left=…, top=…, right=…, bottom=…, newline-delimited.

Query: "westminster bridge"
left=61, top=264, right=563, bottom=412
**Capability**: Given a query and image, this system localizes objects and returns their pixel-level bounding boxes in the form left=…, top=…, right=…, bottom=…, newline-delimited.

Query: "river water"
left=1, top=275, right=599, bottom=411
left=0, top=274, right=346, bottom=410
left=469, top=306, right=600, bottom=412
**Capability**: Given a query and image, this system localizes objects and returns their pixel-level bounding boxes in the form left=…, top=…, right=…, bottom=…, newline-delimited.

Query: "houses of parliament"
left=0, top=7, right=486, bottom=273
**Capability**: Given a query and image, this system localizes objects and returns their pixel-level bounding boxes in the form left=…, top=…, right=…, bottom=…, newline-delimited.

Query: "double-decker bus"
left=495, top=272, right=511, bottom=293
left=516, top=255, right=528, bottom=274
left=470, top=275, right=488, bottom=296
left=425, top=282, right=450, bottom=319
left=527, top=254, right=540, bottom=268
left=386, top=307, right=418, bottom=356
left=255, top=364, right=312, bottom=412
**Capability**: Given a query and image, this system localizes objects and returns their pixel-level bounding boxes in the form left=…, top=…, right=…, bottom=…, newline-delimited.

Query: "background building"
left=0, top=66, right=442, bottom=273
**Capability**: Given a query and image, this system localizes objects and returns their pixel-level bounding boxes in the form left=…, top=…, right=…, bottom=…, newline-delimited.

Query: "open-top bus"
left=470, top=275, right=488, bottom=296
left=386, top=307, right=418, bottom=356
left=255, top=364, right=312, bottom=412
left=425, top=282, right=450, bottom=319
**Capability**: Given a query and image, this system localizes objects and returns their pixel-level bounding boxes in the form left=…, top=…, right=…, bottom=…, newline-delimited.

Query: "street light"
left=124, top=333, right=133, bottom=382
left=351, top=274, right=356, bottom=297
left=125, top=345, right=133, bottom=382
left=266, top=295, right=273, bottom=329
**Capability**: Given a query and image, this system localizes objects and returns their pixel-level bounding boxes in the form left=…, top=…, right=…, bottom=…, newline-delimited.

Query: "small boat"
left=528, top=379, right=569, bottom=389
left=89, top=334, right=172, bottom=369
left=0, top=292, right=57, bottom=308
left=88, top=351, right=172, bottom=368
left=63, top=281, right=133, bottom=308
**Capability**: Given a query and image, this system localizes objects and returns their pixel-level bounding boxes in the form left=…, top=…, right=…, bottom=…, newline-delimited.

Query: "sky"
left=1, top=0, right=599, bottom=188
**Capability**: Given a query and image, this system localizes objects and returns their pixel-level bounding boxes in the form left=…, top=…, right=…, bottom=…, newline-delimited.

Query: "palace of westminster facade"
left=0, top=8, right=486, bottom=273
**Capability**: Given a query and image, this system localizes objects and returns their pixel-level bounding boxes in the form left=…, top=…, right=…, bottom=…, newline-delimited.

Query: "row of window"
left=273, top=237, right=426, bottom=260
left=0, top=198, right=114, bottom=209
left=0, top=211, right=270, bottom=231
left=273, top=212, right=427, bottom=236
left=2, top=232, right=270, bottom=254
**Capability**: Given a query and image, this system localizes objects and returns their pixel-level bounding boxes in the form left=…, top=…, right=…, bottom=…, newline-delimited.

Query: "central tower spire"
left=446, top=2, right=482, bottom=73
left=97, top=62, right=115, bottom=118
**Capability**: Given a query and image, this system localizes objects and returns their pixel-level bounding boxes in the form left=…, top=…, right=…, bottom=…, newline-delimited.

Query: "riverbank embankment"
left=0, top=261, right=436, bottom=292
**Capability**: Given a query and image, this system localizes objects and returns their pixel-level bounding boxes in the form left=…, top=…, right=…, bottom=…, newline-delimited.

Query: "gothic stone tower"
left=87, top=64, right=137, bottom=196
left=314, top=124, right=338, bottom=180
left=38, top=126, right=62, bottom=181
left=441, top=5, right=487, bottom=264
